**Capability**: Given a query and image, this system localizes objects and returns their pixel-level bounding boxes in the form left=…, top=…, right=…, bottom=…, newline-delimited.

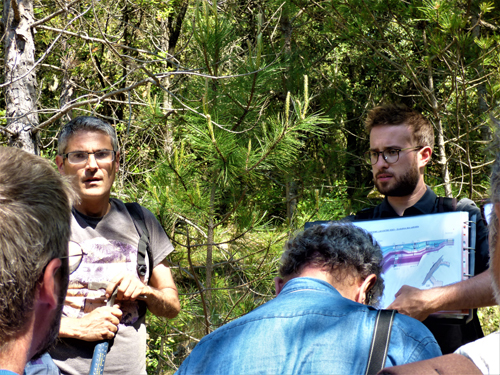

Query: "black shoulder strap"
left=355, top=207, right=376, bottom=221
left=437, top=197, right=458, bottom=213
left=125, top=202, right=153, bottom=281
left=365, top=309, right=396, bottom=375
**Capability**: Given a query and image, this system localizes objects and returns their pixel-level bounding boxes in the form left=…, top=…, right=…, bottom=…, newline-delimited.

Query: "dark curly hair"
left=279, top=222, right=384, bottom=306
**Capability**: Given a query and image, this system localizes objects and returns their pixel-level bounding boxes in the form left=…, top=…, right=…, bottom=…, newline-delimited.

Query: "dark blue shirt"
left=352, top=187, right=489, bottom=354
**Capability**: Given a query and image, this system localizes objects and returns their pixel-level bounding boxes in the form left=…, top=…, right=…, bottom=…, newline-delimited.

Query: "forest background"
left=1, top=0, right=500, bottom=372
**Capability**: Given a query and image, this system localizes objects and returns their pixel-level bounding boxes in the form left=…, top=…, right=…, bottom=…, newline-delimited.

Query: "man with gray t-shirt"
left=50, top=116, right=180, bottom=375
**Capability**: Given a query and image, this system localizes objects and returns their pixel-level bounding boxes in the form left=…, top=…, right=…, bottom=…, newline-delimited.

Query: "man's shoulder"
left=388, top=311, right=442, bottom=362
left=392, top=310, right=438, bottom=341
left=456, top=330, right=500, bottom=354
left=455, top=198, right=480, bottom=213
left=111, top=199, right=158, bottom=222
left=455, top=331, right=500, bottom=374
left=352, top=206, right=378, bottom=220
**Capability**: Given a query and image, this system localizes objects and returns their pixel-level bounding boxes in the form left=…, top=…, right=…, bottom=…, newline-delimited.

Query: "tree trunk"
left=3, top=0, right=39, bottom=153
left=60, top=30, right=75, bottom=124
left=423, top=29, right=451, bottom=197
left=471, top=15, right=491, bottom=141
left=205, top=182, right=217, bottom=314
left=160, top=18, right=173, bottom=156
left=160, top=1, right=187, bottom=155
left=286, top=180, right=298, bottom=229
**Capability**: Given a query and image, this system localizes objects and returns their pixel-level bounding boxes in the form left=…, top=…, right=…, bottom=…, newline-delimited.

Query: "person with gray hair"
left=51, top=116, right=180, bottom=375
left=451, top=136, right=500, bottom=374
left=0, top=147, right=72, bottom=375
left=175, top=222, right=441, bottom=375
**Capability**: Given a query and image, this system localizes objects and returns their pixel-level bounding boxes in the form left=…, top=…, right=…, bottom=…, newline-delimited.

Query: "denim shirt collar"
left=377, top=186, right=436, bottom=217
left=279, top=277, right=342, bottom=298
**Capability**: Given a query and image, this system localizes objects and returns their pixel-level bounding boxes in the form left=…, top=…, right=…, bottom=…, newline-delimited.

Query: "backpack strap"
left=125, top=202, right=153, bottom=281
left=437, top=197, right=458, bottom=213
left=365, top=309, right=396, bottom=375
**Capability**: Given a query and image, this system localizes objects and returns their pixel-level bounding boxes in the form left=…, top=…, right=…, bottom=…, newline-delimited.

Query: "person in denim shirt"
left=175, top=223, right=441, bottom=375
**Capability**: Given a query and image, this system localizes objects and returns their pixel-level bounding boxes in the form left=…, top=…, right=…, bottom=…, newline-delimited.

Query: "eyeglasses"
left=60, top=241, right=87, bottom=274
left=62, top=150, right=115, bottom=165
left=364, top=146, right=423, bottom=165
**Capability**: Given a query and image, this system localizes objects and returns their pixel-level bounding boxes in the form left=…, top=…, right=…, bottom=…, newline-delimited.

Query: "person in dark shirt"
left=354, top=103, right=495, bottom=353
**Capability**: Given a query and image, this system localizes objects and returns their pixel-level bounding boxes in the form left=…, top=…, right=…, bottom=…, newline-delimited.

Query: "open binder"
left=306, top=211, right=477, bottom=318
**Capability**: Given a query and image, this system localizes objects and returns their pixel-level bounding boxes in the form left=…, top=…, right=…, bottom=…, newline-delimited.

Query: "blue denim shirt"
left=24, top=353, right=60, bottom=375
left=176, top=277, right=441, bottom=375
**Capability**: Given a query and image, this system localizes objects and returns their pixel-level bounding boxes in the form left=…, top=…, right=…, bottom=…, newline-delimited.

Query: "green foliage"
left=478, top=306, right=500, bottom=335
left=294, top=181, right=352, bottom=227
left=4, top=0, right=500, bottom=372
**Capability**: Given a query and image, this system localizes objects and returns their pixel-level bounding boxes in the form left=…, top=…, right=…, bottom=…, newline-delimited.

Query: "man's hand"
left=60, top=306, right=122, bottom=341
left=387, top=285, right=437, bottom=321
left=387, top=271, right=496, bottom=322
left=106, top=272, right=148, bottom=302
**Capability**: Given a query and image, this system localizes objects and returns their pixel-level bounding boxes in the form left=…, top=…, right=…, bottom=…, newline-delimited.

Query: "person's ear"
left=274, top=277, right=286, bottom=296
left=114, top=151, right=120, bottom=169
left=36, top=258, right=62, bottom=311
left=55, top=155, right=65, bottom=174
left=355, top=274, right=377, bottom=304
left=418, top=146, right=432, bottom=167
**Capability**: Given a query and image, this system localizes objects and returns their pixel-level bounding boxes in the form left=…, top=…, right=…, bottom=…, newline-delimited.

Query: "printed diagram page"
left=353, top=211, right=470, bottom=310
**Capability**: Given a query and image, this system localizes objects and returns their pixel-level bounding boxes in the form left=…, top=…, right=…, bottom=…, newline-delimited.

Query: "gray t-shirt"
left=50, top=199, right=174, bottom=375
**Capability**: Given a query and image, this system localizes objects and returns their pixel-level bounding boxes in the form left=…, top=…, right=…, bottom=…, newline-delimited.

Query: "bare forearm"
left=59, top=317, right=83, bottom=339
left=59, top=317, right=105, bottom=341
left=388, top=270, right=496, bottom=321
left=428, top=270, right=496, bottom=312
left=143, top=286, right=180, bottom=318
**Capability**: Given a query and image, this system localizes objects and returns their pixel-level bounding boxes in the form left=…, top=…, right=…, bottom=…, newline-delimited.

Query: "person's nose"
left=85, top=153, right=99, bottom=170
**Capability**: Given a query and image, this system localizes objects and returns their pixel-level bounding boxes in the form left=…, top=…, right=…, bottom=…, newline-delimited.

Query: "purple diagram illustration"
left=353, top=211, right=470, bottom=310
left=381, top=239, right=454, bottom=273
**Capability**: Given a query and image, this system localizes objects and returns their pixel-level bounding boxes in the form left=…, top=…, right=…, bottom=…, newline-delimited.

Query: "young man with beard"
left=0, top=147, right=72, bottom=375
left=353, top=104, right=495, bottom=354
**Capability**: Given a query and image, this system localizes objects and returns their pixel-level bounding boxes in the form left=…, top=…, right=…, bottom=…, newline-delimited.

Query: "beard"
left=374, top=163, right=420, bottom=197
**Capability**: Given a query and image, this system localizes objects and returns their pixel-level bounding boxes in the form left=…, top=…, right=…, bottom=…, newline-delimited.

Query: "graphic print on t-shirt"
left=63, top=236, right=145, bottom=326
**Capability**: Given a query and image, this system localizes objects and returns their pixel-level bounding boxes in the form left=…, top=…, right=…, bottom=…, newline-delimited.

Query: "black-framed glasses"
left=62, top=150, right=115, bottom=165
left=60, top=241, right=87, bottom=274
left=364, top=146, right=423, bottom=165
